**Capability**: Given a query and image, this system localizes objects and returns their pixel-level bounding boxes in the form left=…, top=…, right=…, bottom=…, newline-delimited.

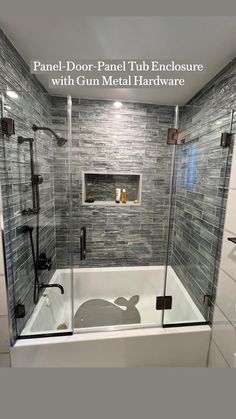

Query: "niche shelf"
left=82, top=172, right=142, bottom=206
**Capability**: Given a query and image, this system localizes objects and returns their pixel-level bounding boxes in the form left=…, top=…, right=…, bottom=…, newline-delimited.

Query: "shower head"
left=32, top=124, right=67, bottom=147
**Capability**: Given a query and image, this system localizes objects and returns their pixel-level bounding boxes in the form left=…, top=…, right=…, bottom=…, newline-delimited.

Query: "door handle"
left=80, top=227, right=86, bottom=260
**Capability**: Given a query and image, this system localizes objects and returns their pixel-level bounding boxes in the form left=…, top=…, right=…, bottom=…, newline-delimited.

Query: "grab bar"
left=80, top=227, right=86, bottom=260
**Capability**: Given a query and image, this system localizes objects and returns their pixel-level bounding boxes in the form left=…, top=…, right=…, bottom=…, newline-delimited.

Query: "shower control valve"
left=38, top=253, right=52, bottom=271
left=22, top=207, right=40, bottom=215
left=33, top=174, right=43, bottom=185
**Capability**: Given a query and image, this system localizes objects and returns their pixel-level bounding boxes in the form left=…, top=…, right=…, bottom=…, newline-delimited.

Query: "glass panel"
left=163, top=105, right=233, bottom=326
left=0, top=90, right=73, bottom=339
left=68, top=99, right=176, bottom=332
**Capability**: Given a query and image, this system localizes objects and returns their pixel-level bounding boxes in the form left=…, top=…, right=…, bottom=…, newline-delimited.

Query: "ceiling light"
left=114, top=101, right=122, bottom=109
left=6, top=91, right=19, bottom=99
left=4, top=105, right=11, bottom=110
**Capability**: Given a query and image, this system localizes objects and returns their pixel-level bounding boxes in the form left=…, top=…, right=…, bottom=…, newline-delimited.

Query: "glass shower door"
left=69, top=99, right=177, bottom=332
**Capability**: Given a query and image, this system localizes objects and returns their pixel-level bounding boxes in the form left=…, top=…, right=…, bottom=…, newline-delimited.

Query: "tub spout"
left=40, top=283, right=64, bottom=294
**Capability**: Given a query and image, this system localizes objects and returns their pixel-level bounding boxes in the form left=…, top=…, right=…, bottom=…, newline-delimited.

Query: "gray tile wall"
left=0, top=25, right=235, bottom=339
left=170, top=59, right=236, bottom=317
left=0, top=29, right=56, bottom=338
left=208, top=133, right=236, bottom=367
left=52, top=97, right=175, bottom=268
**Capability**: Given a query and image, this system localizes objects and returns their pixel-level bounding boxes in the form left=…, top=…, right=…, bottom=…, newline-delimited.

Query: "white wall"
left=0, top=191, right=10, bottom=367
left=208, top=135, right=236, bottom=368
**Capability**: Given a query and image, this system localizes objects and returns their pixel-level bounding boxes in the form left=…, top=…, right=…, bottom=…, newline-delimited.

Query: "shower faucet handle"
left=80, top=227, right=86, bottom=260
left=22, top=207, right=40, bottom=215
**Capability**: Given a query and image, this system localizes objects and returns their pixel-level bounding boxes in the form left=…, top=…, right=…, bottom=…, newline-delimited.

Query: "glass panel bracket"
left=203, top=295, right=212, bottom=307
left=1, top=117, right=15, bottom=136
left=228, top=237, right=236, bottom=244
left=15, top=303, right=25, bottom=319
left=156, top=296, right=172, bottom=310
left=167, top=128, right=185, bottom=145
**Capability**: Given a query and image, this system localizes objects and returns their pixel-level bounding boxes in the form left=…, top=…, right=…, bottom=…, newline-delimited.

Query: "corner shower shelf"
left=82, top=172, right=142, bottom=206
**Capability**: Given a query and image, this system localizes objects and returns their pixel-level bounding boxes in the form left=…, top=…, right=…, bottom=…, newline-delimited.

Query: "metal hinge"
left=167, top=128, right=186, bottom=145
left=220, top=132, right=232, bottom=148
left=15, top=303, right=25, bottom=319
left=1, top=117, right=15, bottom=136
left=203, top=295, right=212, bottom=307
left=156, top=296, right=172, bottom=310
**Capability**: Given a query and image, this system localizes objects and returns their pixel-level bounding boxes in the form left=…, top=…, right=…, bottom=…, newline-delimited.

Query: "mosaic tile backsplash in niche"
left=83, top=173, right=141, bottom=203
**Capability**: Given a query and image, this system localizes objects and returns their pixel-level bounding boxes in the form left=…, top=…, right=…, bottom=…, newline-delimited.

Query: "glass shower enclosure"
left=0, top=90, right=233, bottom=341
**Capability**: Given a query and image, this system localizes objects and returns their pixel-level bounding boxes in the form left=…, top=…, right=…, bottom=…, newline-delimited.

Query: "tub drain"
left=57, top=322, right=68, bottom=330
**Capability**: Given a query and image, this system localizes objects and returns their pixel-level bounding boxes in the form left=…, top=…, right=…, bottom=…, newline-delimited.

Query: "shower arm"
left=32, top=124, right=67, bottom=146
left=33, top=124, right=58, bottom=138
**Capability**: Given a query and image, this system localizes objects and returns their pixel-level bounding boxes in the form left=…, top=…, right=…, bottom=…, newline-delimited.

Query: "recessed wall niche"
left=82, top=172, right=142, bottom=206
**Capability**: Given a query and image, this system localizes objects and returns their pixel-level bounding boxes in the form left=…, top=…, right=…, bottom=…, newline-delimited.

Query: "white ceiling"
left=0, top=10, right=236, bottom=104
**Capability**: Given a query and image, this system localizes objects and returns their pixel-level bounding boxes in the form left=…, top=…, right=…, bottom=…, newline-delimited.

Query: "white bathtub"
left=11, top=266, right=211, bottom=367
